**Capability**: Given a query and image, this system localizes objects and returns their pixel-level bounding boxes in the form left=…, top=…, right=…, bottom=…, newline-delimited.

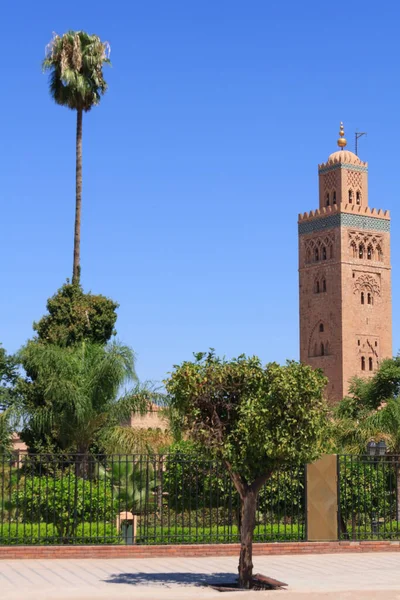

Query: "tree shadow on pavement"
left=104, top=572, right=236, bottom=587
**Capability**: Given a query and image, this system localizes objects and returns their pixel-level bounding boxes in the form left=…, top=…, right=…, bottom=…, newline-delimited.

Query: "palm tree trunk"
left=72, top=108, right=83, bottom=284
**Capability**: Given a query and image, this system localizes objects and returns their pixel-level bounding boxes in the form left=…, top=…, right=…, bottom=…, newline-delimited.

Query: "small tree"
left=165, top=352, right=327, bottom=588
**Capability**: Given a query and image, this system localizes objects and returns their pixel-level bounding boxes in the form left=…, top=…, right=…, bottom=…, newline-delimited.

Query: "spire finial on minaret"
left=337, top=122, right=347, bottom=149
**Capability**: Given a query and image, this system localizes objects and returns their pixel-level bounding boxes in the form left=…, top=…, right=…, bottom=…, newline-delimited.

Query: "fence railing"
left=0, top=453, right=306, bottom=546
left=338, top=454, right=400, bottom=541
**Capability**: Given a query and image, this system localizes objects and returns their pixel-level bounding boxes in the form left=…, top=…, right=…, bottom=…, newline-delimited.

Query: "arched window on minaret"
left=369, top=357, right=373, bottom=371
left=376, top=245, right=383, bottom=261
left=361, top=356, right=366, bottom=371
left=315, top=280, right=320, bottom=294
left=356, top=191, right=361, bottom=205
left=359, top=244, right=364, bottom=259
left=350, top=241, right=357, bottom=258
left=367, top=245, right=373, bottom=260
left=322, top=246, right=327, bottom=260
left=361, top=292, right=365, bottom=304
left=326, top=193, right=330, bottom=206
left=314, top=248, right=319, bottom=261
left=367, top=293, right=373, bottom=305
left=348, top=190, right=353, bottom=203
left=333, top=191, right=336, bottom=204
left=322, top=279, right=326, bottom=292
left=319, top=323, right=324, bottom=332
left=320, top=343, right=325, bottom=356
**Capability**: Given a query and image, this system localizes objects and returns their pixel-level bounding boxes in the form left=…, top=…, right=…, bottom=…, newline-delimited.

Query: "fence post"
left=306, top=454, right=339, bottom=541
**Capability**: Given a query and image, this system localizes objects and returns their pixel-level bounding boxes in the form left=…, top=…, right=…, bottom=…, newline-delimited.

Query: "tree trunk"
left=238, top=489, right=257, bottom=589
left=72, top=109, right=83, bottom=285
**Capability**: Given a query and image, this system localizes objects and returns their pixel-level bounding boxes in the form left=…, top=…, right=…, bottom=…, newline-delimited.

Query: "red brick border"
left=1, top=541, right=400, bottom=559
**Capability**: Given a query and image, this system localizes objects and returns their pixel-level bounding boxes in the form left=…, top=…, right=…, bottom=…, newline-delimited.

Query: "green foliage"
left=163, top=443, right=235, bottom=511
left=18, top=340, right=147, bottom=455
left=136, top=523, right=304, bottom=545
left=339, top=459, right=394, bottom=523
left=33, top=282, right=118, bottom=346
left=0, top=522, right=120, bottom=545
left=166, top=352, right=328, bottom=486
left=334, top=357, right=400, bottom=454
left=166, top=352, right=326, bottom=586
left=43, top=31, right=110, bottom=112
left=162, top=442, right=305, bottom=518
left=11, top=475, right=117, bottom=540
left=109, top=459, right=160, bottom=514
left=0, top=345, right=20, bottom=455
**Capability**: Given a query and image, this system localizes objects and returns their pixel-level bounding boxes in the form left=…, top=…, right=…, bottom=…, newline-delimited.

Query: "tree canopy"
left=0, top=344, right=18, bottom=408
left=18, top=340, right=147, bottom=460
left=334, top=357, right=400, bottom=454
left=33, top=282, right=118, bottom=346
left=165, top=351, right=327, bottom=588
left=43, top=30, right=110, bottom=113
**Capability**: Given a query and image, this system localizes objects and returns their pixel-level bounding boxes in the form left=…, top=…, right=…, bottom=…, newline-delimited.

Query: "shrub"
left=11, top=475, right=118, bottom=541
left=0, top=522, right=121, bottom=545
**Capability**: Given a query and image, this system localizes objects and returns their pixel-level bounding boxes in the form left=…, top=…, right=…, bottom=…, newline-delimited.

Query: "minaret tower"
left=298, top=124, right=392, bottom=402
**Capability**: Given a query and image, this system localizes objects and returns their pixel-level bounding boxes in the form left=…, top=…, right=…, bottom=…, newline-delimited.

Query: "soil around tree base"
left=210, top=573, right=288, bottom=592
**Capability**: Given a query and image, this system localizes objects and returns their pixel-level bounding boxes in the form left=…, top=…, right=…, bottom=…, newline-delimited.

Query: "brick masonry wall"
left=1, top=541, right=400, bottom=559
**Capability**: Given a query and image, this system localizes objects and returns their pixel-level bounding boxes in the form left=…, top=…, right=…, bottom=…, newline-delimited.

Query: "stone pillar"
left=306, top=454, right=338, bottom=541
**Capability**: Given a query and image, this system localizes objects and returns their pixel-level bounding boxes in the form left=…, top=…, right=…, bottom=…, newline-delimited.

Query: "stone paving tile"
left=1, top=553, right=400, bottom=599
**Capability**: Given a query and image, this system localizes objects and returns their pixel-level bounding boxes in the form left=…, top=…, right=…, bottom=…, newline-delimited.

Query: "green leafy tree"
left=334, top=357, right=400, bottom=519
left=34, top=282, right=118, bottom=346
left=0, top=345, right=18, bottom=408
left=0, top=345, right=19, bottom=455
left=165, top=351, right=327, bottom=589
left=43, top=31, right=110, bottom=284
left=18, top=341, right=147, bottom=468
left=17, top=282, right=119, bottom=453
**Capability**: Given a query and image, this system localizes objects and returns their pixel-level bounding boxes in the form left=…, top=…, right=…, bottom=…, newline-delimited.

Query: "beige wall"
left=129, top=409, right=168, bottom=430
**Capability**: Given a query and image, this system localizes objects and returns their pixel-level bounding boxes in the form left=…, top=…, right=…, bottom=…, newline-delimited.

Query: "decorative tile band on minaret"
left=299, top=213, right=391, bottom=235
left=298, top=123, right=392, bottom=403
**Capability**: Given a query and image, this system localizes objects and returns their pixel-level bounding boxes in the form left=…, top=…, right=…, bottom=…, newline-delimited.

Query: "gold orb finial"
left=337, top=122, right=347, bottom=149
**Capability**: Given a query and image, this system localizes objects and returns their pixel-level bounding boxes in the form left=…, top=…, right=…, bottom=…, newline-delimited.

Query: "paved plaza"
left=1, top=552, right=400, bottom=599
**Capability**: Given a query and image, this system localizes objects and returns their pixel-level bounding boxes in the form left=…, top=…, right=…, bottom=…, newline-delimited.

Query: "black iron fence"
left=338, top=454, right=400, bottom=541
left=0, top=453, right=306, bottom=546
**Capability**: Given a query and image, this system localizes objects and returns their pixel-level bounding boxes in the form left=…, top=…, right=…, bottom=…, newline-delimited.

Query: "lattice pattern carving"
left=346, top=170, right=362, bottom=191
left=323, top=171, right=337, bottom=191
left=348, top=231, right=383, bottom=261
left=353, top=274, right=381, bottom=297
left=304, top=233, right=335, bottom=264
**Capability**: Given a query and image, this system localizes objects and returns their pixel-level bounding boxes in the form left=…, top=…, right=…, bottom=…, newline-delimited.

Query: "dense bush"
left=11, top=475, right=118, bottom=540
left=162, top=442, right=305, bottom=521
left=0, top=522, right=121, bottom=545
left=339, top=459, right=396, bottom=523
left=136, top=523, right=304, bottom=545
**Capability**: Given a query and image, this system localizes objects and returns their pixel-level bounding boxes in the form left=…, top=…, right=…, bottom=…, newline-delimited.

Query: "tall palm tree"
left=43, top=31, right=111, bottom=284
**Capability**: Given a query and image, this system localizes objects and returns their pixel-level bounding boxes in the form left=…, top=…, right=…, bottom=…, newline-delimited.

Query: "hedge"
left=0, top=522, right=121, bottom=545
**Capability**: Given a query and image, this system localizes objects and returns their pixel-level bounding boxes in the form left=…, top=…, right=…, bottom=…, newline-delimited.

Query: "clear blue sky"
left=1, top=1, right=399, bottom=384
